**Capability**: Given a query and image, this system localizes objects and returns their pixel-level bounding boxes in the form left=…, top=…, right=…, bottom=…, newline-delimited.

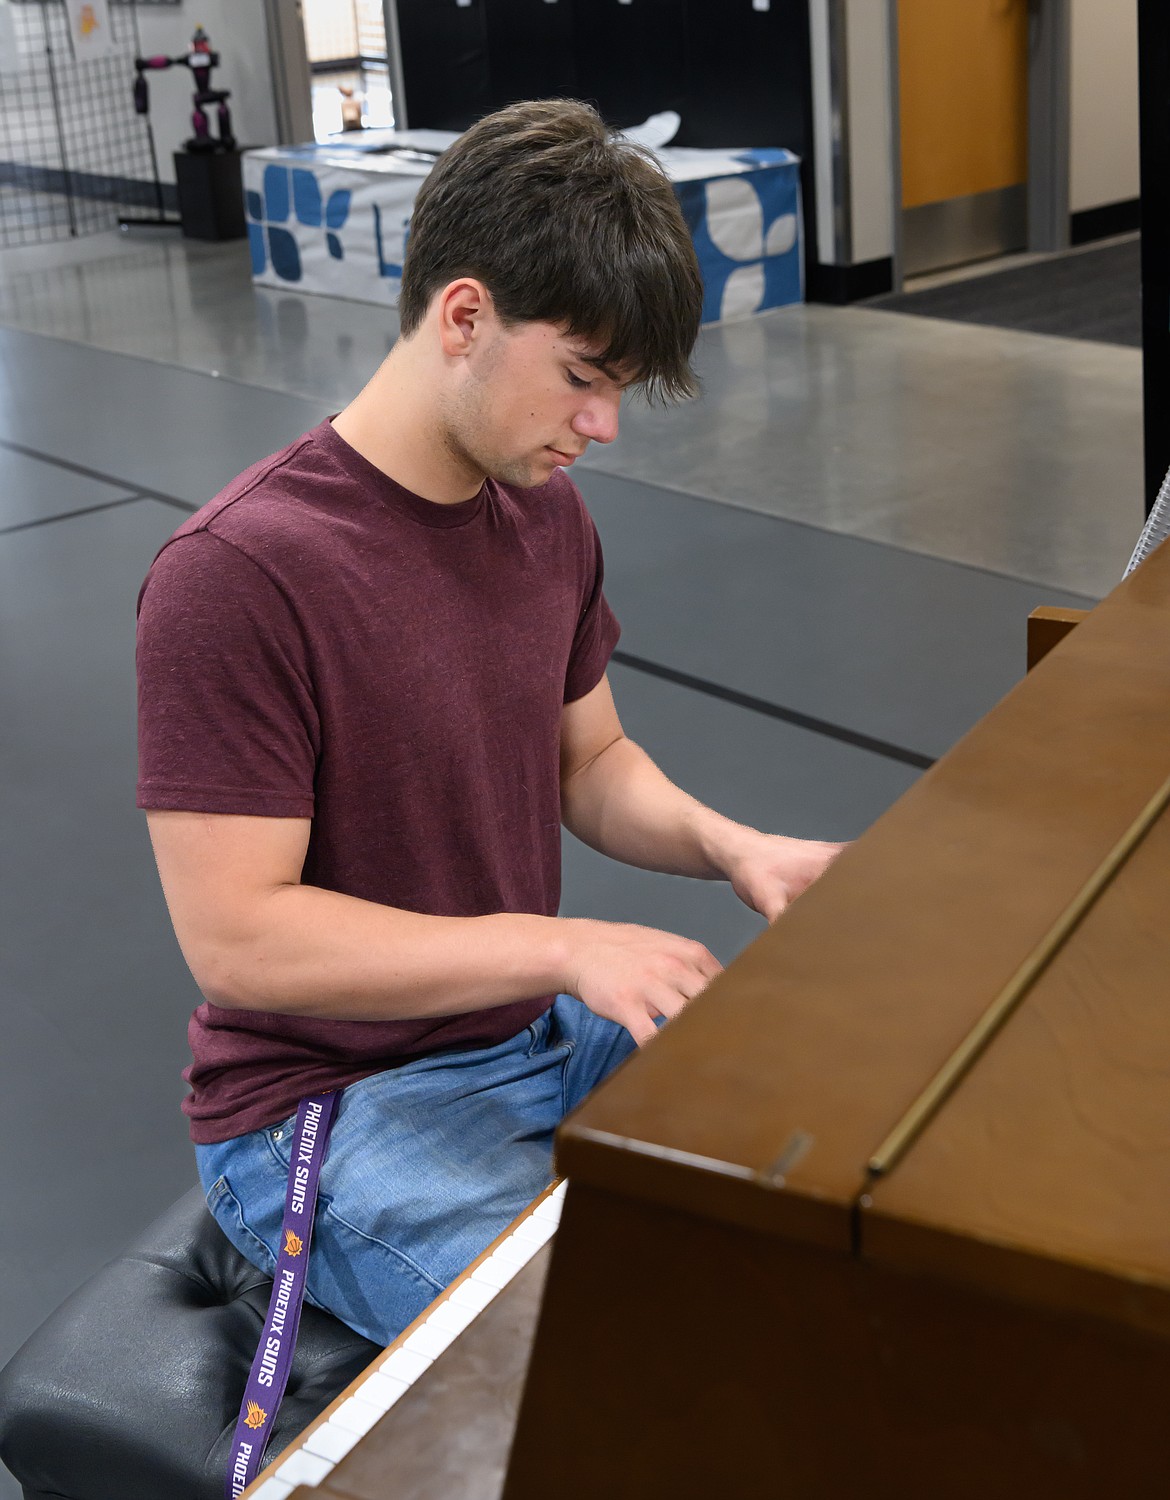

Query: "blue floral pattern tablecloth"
left=243, top=134, right=802, bottom=324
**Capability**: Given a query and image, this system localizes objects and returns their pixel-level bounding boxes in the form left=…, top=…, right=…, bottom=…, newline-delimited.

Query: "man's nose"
left=572, top=391, right=621, bottom=446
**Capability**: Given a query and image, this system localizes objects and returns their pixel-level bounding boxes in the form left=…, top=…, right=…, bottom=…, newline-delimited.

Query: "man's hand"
left=722, top=830, right=846, bottom=924
left=562, top=918, right=723, bottom=1046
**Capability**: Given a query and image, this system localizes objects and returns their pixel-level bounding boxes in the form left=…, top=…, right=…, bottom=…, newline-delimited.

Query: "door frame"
left=886, top=0, right=1071, bottom=290
left=1027, top=0, right=1071, bottom=254
left=382, top=0, right=409, bottom=130
left=262, top=0, right=316, bottom=147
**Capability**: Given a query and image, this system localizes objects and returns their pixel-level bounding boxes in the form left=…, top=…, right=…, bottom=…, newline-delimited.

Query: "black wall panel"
left=398, top=0, right=811, bottom=155
left=682, top=0, right=811, bottom=157
left=484, top=0, right=577, bottom=109
left=396, top=0, right=492, bottom=131
left=570, top=0, right=690, bottom=133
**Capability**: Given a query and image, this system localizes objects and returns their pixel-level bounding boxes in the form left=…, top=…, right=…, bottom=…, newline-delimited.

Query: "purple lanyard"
left=225, top=1092, right=340, bottom=1499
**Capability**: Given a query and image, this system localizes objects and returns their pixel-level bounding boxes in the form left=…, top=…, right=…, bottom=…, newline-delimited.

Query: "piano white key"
left=259, top=1187, right=566, bottom=1491
left=250, top=1477, right=295, bottom=1500
left=272, top=1448, right=334, bottom=1487
left=533, top=1195, right=563, bottom=1226
left=474, top=1254, right=515, bottom=1290
left=513, top=1214, right=556, bottom=1247
left=352, top=1368, right=414, bottom=1411
left=330, top=1395, right=387, bottom=1437
left=303, top=1420, right=363, bottom=1465
left=550, top=1179, right=568, bottom=1202
left=403, top=1320, right=458, bottom=1360
left=426, top=1298, right=479, bottom=1337
left=448, top=1275, right=497, bottom=1313
left=379, top=1345, right=433, bottom=1385
left=493, top=1232, right=539, bottom=1269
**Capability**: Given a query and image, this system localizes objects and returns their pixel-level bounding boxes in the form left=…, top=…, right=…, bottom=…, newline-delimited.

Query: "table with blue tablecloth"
left=243, top=132, right=802, bottom=324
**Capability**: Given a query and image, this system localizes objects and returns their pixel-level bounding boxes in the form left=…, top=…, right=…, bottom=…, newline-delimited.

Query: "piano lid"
left=555, top=540, right=1170, bottom=1257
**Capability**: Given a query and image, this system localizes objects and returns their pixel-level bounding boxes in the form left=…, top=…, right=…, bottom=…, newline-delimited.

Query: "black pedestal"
left=174, top=149, right=246, bottom=241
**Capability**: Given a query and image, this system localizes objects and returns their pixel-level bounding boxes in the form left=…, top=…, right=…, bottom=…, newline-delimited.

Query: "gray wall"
left=137, top=0, right=278, bottom=183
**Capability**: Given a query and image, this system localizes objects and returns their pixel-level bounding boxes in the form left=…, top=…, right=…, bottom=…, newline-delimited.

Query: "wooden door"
left=898, top=0, right=1030, bottom=274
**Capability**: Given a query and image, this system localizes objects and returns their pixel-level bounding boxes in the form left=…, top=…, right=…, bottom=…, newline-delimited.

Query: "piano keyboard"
left=243, top=1179, right=567, bottom=1500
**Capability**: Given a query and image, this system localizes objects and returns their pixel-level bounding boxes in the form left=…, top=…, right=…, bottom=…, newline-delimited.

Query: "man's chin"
left=490, top=454, right=562, bottom=489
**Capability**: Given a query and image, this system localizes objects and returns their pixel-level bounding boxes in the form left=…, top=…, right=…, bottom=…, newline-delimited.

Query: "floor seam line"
left=0, top=436, right=195, bottom=511
left=0, top=493, right=155, bottom=537
left=611, top=650, right=937, bottom=770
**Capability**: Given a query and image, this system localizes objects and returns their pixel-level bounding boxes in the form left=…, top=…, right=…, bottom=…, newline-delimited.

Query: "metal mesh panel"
left=0, top=1, right=158, bottom=245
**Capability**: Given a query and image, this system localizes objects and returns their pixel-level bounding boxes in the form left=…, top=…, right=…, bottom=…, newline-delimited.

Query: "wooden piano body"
left=257, top=545, right=1170, bottom=1500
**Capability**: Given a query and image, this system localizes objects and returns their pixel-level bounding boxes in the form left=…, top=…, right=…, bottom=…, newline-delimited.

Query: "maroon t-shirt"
left=136, top=419, right=620, bottom=1144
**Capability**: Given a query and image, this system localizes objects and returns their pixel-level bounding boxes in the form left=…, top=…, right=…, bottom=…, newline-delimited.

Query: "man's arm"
left=560, top=674, right=844, bottom=922
left=147, top=808, right=721, bottom=1045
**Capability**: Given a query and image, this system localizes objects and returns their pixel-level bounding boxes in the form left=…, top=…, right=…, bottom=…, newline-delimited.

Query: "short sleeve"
left=563, top=508, right=621, bottom=705
left=136, top=532, right=319, bottom=816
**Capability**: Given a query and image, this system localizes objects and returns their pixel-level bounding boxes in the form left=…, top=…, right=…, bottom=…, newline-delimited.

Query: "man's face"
left=442, top=318, right=633, bottom=489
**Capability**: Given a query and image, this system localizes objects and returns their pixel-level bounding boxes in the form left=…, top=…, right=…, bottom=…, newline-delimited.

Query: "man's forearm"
left=197, top=887, right=572, bottom=1021
left=561, top=736, right=750, bottom=880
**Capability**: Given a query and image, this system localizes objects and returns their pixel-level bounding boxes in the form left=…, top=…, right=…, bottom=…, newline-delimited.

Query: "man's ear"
left=435, top=278, right=494, bottom=360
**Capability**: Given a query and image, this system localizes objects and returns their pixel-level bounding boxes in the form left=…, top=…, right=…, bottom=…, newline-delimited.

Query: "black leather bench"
left=0, top=1187, right=379, bottom=1500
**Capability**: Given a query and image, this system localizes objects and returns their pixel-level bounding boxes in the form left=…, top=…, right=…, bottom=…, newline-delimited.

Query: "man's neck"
left=331, top=349, right=484, bottom=505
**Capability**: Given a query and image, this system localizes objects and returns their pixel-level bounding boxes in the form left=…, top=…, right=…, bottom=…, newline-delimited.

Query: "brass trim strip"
left=867, top=771, right=1170, bottom=1178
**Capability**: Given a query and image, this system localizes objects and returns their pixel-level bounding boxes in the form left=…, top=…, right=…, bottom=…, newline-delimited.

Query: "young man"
left=137, top=99, right=841, bottom=1347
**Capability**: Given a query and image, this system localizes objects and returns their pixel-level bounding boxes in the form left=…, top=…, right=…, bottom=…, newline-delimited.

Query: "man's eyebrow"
left=569, top=349, right=633, bottom=387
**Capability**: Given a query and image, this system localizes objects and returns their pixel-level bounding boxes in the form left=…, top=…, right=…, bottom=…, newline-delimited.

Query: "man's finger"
left=676, top=968, right=714, bottom=1003
left=625, top=1010, right=660, bottom=1047
left=648, top=983, right=692, bottom=1022
left=685, top=943, right=722, bottom=981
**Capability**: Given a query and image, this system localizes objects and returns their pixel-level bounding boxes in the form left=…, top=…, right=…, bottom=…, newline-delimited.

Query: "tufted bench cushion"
left=0, top=1186, right=380, bottom=1500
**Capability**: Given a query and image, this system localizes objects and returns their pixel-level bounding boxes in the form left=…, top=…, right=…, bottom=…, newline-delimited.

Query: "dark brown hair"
left=397, top=99, right=703, bottom=403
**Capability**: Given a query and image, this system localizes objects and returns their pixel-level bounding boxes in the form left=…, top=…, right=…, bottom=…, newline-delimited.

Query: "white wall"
left=808, top=0, right=896, bottom=267
left=1069, top=0, right=1139, bottom=213
left=844, top=0, right=895, bottom=264
left=136, top=0, right=278, bottom=184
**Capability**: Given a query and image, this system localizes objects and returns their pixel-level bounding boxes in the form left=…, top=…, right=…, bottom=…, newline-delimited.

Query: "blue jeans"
left=195, top=995, right=635, bottom=1345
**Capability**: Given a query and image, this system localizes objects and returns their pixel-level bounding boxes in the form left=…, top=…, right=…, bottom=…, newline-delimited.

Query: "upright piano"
left=249, top=542, right=1170, bottom=1500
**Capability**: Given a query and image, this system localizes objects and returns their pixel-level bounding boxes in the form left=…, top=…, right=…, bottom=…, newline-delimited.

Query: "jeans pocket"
left=545, top=1003, right=577, bottom=1059
left=204, top=1173, right=278, bottom=1275
left=524, top=1010, right=551, bottom=1058
left=263, top=1110, right=299, bottom=1170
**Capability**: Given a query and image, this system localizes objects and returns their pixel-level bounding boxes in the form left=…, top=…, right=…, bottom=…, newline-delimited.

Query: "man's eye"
left=567, top=371, right=593, bottom=390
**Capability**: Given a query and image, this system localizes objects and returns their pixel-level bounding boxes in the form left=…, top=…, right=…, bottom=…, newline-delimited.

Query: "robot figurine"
left=134, top=26, right=235, bottom=153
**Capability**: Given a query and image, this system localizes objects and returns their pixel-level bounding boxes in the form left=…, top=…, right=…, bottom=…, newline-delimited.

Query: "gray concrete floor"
left=0, top=228, right=1143, bottom=597
left=0, top=226, right=1140, bottom=1499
